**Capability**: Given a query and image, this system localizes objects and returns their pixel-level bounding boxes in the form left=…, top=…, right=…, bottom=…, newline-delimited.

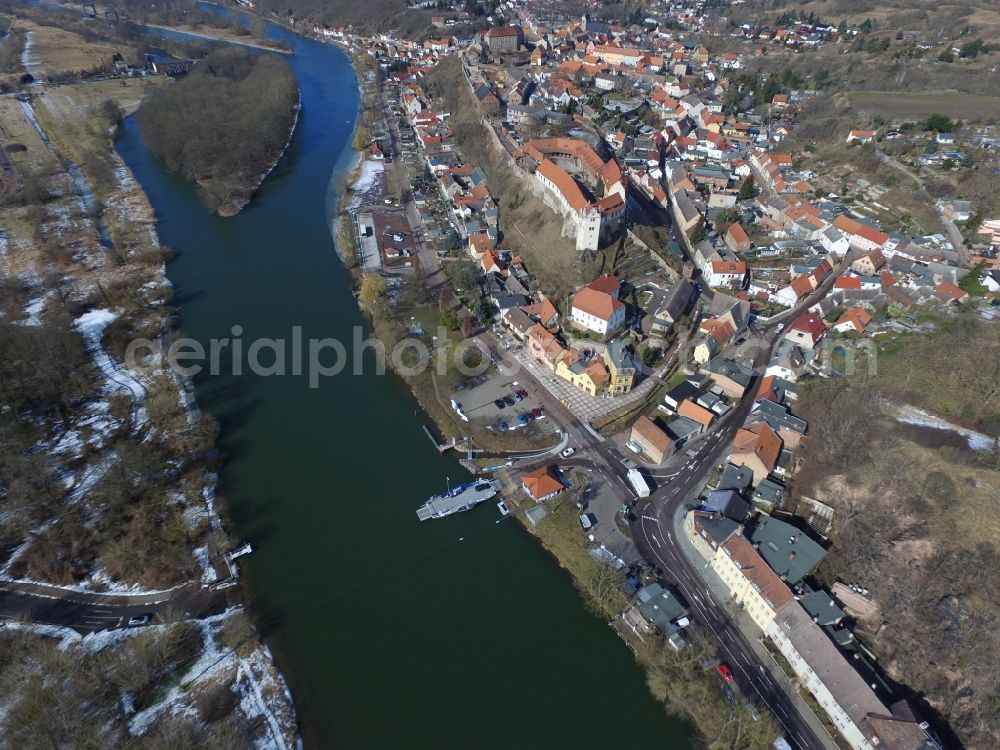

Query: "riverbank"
left=115, top=9, right=699, bottom=746
left=0, top=23, right=300, bottom=742
left=219, top=87, right=302, bottom=218
left=145, top=22, right=294, bottom=54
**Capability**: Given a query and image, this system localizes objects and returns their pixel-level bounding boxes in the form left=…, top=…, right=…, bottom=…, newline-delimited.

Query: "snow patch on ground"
left=2, top=620, right=82, bottom=644
left=20, top=292, right=47, bottom=326
left=0, top=567, right=188, bottom=597
left=74, top=308, right=150, bottom=428
left=346, top=159, right=385, bottom=212
left=193, top=546, right=217, bottom=585
left=893, top=403, right=997, bottom=452
left=127, top=611, right=238, bottom=736
left=9, top=610, right=296, bottom=748
left=64, top=450, right=116, bottom=504
left=20, top=31, right=40, bottom=72
left=46, top=401, right=119, bottom=460
left=202, top=473, right=220, bottom=529
left=123, top=608, right=298, bottom=748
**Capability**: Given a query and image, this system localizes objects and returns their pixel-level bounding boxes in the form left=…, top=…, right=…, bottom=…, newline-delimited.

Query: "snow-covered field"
left=346, top=158, right=385, bottom=212
left=4, top=609, right=300, bottom=749
left=124, top=609, right=299, bottom=749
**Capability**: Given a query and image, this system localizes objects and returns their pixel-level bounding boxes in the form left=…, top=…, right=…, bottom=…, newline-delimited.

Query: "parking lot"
left=451, top=370, right=558, bottom=437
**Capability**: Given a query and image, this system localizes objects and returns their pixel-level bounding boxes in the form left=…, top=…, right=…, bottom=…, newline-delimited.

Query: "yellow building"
left=710, top=535, right=793, bottom=631
left=603, top=339, right=636, bottom=395
left=555, top=350, right=609, bottom=396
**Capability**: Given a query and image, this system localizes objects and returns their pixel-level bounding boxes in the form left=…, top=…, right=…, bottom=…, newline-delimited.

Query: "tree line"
left=137, top=47, right=298, bottom=215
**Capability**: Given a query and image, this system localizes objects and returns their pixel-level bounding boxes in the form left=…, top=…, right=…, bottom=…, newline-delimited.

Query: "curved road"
left=0, top=580, right=232, bottom=634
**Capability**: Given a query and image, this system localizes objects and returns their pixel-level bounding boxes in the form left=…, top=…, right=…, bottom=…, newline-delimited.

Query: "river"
left=116, top=14, right=691, bottom=749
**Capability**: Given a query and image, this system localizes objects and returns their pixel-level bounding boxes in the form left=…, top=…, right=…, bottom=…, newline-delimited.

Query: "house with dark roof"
left=665, top=416, right=702, bottom=451
left=705, top=356, right=753, bottom=399
left=751, top=399, right=808, bottom=449
left=717, top=463, right=754, bottom=494
left=750, top=515, right=826, bottom=583
left=634, top=582, right=688, bottom=636
left=663, top=379, right=699, bottom=410
left=703, top=489, right=749, bottom=522
left=798, top=586, right=845, bottom=627
left=751, top=478, right=785, bottom=513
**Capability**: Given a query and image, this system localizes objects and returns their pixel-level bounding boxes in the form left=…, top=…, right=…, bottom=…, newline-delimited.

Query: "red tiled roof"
left=790, top=311, right=826, bottom=341
left=587, top=273, right=620, bottom=296
left=726, top=222, right=751, bottom=247
left=572, top=287, right=624, bottom=321
left=678, top=399, right=714, bottom=428
left=712, top=260, right=747, bottom=275
left=835, top=276, right=862, bottom=290
left=934, top=280, right=968, bottom=301
left=721, top=535, right=793, bottom=610
left=631, top=416, right=671, bottom=454
left=834, top=215, right=889, bottom=247
left=521, top=466, right=563, bottom=500
left=790, top=275, right=813, bottom=298
left=537, top=158, right=589, bottom=212
left=836, top=307, right=872, bottom=332
left=733, top=421, right=782, bottom=472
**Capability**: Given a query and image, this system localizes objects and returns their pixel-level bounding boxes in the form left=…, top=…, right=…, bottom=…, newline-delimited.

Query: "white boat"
left=416, top=479, right=501, bottom=521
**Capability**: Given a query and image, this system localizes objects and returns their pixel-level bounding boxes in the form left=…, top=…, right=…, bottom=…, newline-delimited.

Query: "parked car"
left=494, top=399, right=506, bottom=410
left=560, top=447, right=575, bottom=458
left=516, top=389, right=528, bottom=399
left=717, top=664, right=734, bottom=682
left=518, top=414, right=529, bottom=425
left=531, top=407, right=543, bottom=418
left=626, top=441, right=643, bottom=454
left=579, top=513, right=597, bottom=531
left=499, top=421, right=509, bottom=432
left=512, top=391, right=524, bottom=402
left=503, top=396, right=515, bottom=407
left=127, top=614, right=151, bottom=627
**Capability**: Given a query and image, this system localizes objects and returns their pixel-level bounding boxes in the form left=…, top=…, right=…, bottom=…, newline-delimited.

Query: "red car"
left=717, top=664, right=734, bottom=682
left=517, top=389, right=528, bottom=399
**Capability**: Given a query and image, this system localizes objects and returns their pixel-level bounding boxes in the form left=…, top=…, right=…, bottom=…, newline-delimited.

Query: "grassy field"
left=19, top=19, right=121, bottom=77
left=745, top=0, right=1000, bottom=37
left=33, top=77, right=166, bottom=206
left=848, top=90, right=1000, bottom=122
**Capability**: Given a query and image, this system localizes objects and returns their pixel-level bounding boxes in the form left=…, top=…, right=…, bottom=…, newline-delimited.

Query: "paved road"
left=874, top=147, right=966, bottom=258
left=502, top=274, right=843, bottom=748
left=0, top=580, right=231, bottom=635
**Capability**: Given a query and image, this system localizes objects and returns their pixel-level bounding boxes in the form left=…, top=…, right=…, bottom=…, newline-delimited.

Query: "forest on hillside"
left=137, top=47, right=298, bottom=215
left=792, top=315, right=1000, bottom=748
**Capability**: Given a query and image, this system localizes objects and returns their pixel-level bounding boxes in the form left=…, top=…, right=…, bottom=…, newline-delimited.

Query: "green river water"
left=116, top=14, right=691, bottom=749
